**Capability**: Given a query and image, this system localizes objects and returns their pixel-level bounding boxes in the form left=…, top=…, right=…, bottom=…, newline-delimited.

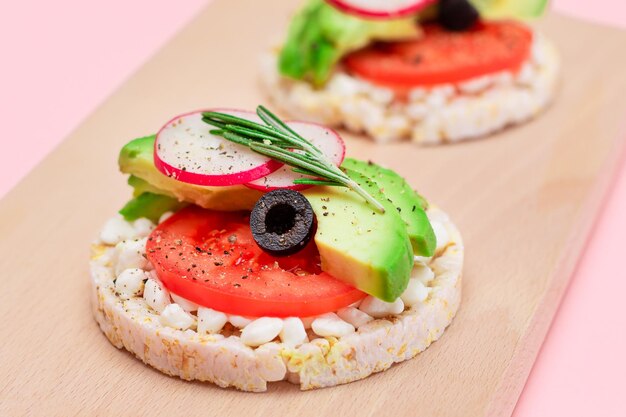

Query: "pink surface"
left=1, top=1, right=625, bottom=415
left=0, top=0, right=207, bottom=196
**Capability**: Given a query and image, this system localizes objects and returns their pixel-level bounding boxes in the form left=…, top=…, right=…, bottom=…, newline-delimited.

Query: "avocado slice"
left=119, top=192, right=186, bottom=223
left=302, top=168, right=413, bottom=301
left=128, top=175, right=174, bottom=198
left=342, top=158, right=436, bottom=257
left=469, top=0, right=547, bottom=19
left=119, top=136, right=262, bottom=211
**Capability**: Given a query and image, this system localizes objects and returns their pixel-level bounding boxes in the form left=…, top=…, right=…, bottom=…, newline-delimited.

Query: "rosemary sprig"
left=201, top=106, right=385, bottom=213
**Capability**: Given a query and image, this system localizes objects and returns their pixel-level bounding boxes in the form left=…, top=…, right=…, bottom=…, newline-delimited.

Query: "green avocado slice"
left=119, top=192, right=186, bottom=223
left=128, top=175, right=174, bottom=198
left=302, top=168, right=414, bottom=301
left=342, top=158, right=436, bottom=257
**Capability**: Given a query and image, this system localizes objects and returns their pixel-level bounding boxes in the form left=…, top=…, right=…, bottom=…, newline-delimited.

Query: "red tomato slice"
left=343, top=21, right=533, bottom=89
left=146, top=206, right=365, bottom=318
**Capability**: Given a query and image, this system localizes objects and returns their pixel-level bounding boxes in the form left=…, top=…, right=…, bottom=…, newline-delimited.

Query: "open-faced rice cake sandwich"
left=261, top=0, right=559, bottom=144
left=90, top=106, right=464, bottom=391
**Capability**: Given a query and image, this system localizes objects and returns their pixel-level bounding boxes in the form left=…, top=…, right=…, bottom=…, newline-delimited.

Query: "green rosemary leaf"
left=293, top=178, right=342, bottom=186
left=202, top=106, right=385, bottom=213
left=250, top=142, right=345, bottom=183
left=204, top=112, right=304, bottom=149
left=201, top=116, right=227, bottom=130
left=300, top=152, right=334, bottom=170
left=291, top=167, right=319, bottom=177
left=256, top=106, right=299, bottom=138
left=202, top=112, right=265, bottom=131
left=256, top=106, right=322, bottom=156
left=221, top=125, right=295, bottom=148
left=208, top=129, right=251, bottom=147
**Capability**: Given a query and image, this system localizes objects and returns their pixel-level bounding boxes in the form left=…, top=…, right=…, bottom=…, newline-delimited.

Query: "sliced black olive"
left=439, top=0, right=480, bottom=32
left=250, top=189, right=316, bottom=257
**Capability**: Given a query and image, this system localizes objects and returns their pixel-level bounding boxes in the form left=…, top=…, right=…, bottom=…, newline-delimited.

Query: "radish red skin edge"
left=325, top=0, right=436, bottom=19
left=245, top=121, right=346, bottom=192
left=154, top=109, right=284, bottom=187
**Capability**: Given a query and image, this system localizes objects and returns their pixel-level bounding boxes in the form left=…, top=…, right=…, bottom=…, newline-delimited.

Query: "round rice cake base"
left=260, top=31, right=559, bottom=145
left=90, top=206, right=463, bottom=391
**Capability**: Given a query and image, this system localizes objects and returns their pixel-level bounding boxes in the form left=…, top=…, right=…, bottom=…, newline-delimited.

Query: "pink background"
left=1, top=1, right=624, bottom=415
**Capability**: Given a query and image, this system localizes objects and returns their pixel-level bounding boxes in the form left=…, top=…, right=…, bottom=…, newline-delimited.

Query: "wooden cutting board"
left=1, top=1, right=625, bottom=416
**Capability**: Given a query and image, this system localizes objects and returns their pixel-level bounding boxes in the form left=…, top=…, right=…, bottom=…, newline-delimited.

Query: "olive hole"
left=265, top=203, right=296, bottom=235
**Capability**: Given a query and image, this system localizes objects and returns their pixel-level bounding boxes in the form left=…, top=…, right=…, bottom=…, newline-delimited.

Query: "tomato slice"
left=343, top=21, right=533, bottom=89
left=146, top=206, right=365, bottom=317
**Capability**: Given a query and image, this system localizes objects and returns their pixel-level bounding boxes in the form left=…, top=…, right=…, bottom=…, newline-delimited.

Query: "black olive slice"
left=439, top=0, right=480, bottom=32
left=250, top=189, right=316, bottom=257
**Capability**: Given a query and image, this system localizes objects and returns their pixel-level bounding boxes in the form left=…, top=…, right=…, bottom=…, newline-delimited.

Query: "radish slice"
left=154, top=109, right=283, bottom=187
left=245, top=121, right=345, bottom=192
left=326, top=0, right=435, bottom=18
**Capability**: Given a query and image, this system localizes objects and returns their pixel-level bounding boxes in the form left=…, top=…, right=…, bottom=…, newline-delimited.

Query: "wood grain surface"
left=1, top=1, right=626, bottom=416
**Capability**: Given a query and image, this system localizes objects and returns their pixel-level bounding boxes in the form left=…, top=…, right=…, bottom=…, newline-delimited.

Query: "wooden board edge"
left=488, top=117, right=626, bottom=417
